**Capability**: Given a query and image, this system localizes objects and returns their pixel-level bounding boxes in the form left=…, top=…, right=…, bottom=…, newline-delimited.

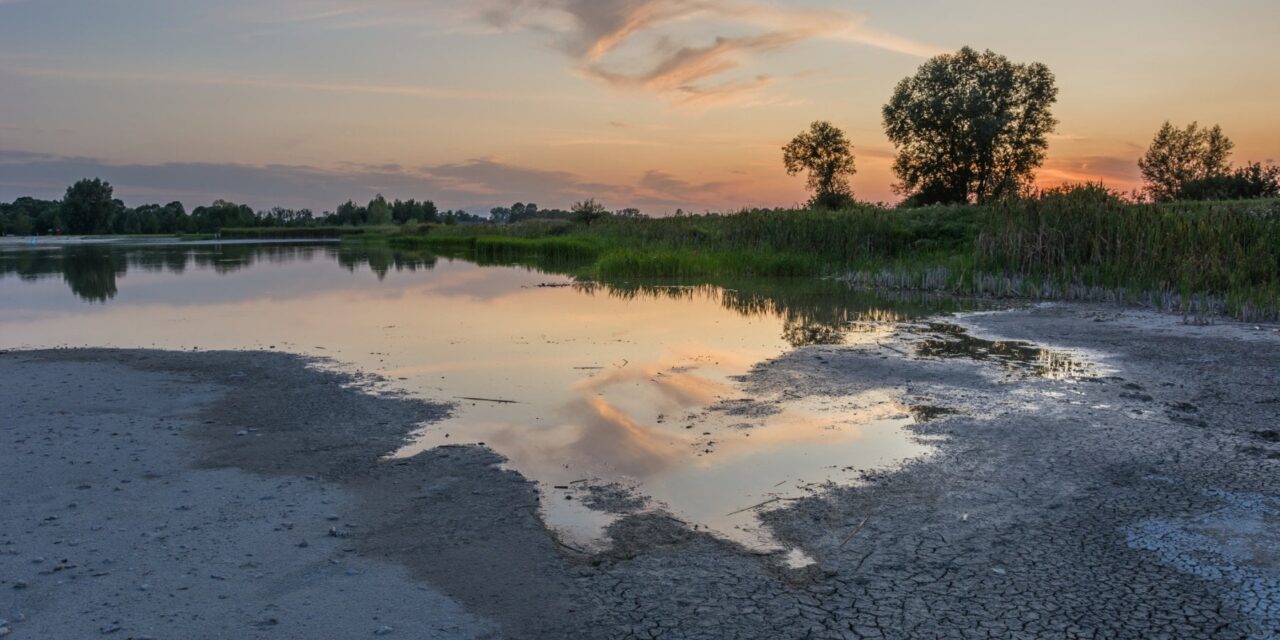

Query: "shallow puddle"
left=1, top=241, right=971, bottom=553
left=912, top=322, right=1087, bottom=379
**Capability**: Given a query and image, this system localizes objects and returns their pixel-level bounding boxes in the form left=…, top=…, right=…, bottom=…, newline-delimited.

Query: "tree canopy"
left=61, top=178, right=120, bottom=235
left=883, top=47, right=1058, bottom=205
left=1138, top=122, right=1235, bottom=202
left=782, top=121, right=857, bottom=209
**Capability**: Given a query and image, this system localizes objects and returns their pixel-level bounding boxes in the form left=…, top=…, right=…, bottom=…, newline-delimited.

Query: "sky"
left=1, top=0, right=1277, bottom=214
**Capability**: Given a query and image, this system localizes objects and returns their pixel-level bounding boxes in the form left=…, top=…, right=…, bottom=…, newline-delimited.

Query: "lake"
left=0, top=239, right=987, bottom=555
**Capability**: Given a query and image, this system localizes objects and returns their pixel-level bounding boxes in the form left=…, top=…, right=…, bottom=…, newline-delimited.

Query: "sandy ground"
left=2, top=303, right=1278, bottom=639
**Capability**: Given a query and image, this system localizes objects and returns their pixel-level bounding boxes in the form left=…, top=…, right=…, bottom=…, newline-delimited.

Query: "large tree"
left=62, top=178, right=119, bottom=235
left=782, top=121, right=857, bottom=209
left=1138, top=121, right=1234, bottom=202
left=883, top=47, right=1058, bottom=205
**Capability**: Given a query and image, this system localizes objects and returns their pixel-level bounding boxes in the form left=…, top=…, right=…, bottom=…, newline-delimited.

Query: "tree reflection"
left=61, top=246, right=121, bottom=303
left=0, top=241, right=437, bottom=302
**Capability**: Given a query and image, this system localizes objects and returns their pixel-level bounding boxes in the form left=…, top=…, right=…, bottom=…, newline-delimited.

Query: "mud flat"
left=2, top=303, right=1278, bottom=639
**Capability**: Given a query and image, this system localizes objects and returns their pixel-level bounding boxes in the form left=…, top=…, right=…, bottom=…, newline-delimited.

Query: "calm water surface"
left=0, top=240, right=971, bottom=553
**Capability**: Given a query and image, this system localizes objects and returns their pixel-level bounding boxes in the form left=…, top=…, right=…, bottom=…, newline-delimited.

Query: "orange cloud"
left=481, top=0, right=939, bottom=106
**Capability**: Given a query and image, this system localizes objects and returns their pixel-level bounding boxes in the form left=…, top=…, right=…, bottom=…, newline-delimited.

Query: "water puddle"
left=0, top=241, right=998, bottom=555
left=911, top=322, right=1087, bottom=379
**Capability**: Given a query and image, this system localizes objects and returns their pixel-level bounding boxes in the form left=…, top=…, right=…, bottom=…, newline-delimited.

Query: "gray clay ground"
left=2, top=303, right=1278, bottom=639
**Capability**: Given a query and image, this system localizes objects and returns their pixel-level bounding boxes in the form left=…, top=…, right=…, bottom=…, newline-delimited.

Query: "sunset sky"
left=2, top=0, right=1277, bottom=214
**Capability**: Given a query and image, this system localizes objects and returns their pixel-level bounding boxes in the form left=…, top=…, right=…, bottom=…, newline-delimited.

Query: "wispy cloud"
left=2, top=65, right=513, bottom=101
left=480, top=0, right=940, bottom=105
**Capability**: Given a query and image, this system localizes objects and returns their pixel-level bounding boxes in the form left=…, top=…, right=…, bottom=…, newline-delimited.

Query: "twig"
left=725, top=497, right=782, bottom=517
left=455, top=396, right=519, bottom=404
left=839, top=517, right=870, bottom=548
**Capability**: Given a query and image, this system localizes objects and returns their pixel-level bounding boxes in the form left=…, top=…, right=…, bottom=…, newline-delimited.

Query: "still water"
left=1, top=240, right=989, bottom=553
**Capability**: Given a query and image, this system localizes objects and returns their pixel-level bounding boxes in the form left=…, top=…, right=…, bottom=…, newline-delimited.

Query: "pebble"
left=12, top=581, right=28, bottom=590
left=374, top=625, right=394, bottom=635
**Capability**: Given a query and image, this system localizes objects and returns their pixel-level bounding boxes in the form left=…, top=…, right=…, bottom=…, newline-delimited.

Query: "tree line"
left=0, top=181, right=490, bottom=236
left=783, top=46, right=1278, bottom=208
left=1, top=180, right=644, bottom=236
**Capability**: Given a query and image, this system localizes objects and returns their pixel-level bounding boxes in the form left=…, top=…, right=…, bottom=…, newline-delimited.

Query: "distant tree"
left=782, top=120, right=857, bottom=209
left=390, top=199, right=437, bottom=224
left=883, top=47, right=1058, bottom=204
left=1139, top=122, right=1235, bottom=202
left=62, top=178, right=120, bottom=235
left=367, top=194, right=392, bottom=225
left=489, top=206, right=511, bottom=224
left=1175, top=161, right=1280, bottom=201
left=334, top=200, right=366, bottom=226
left=571, top=199, right=608, bottom=225
left=2, top=196, right=61, bottom=234
left=190, top=200, right=254, bottom=233
left=10, top=211, right=33, bottom=235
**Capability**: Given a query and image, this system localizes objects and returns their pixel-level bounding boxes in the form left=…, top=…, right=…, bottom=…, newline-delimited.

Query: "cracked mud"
left=2, top=303, right=1278, bottom=639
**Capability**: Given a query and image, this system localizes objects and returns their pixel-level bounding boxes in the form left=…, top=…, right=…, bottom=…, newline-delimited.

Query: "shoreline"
left=2, top=303, right=1278, bottom=638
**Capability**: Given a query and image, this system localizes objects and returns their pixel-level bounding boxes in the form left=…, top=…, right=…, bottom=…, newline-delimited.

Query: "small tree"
left=883, top=47, right=1058, bottom=204
left=783, top=121, right=856, bottom=209
left=62, top=178, right=119, bottom=235
left=1139, top=122, right=1235, bottom=202
left=571, top=199, right=608, bottom=225
left=367, top=194, right=392, bottom=225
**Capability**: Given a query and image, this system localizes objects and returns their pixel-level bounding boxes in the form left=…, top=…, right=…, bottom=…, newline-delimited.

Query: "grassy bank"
left=373, top=191, right=1280, bottom=321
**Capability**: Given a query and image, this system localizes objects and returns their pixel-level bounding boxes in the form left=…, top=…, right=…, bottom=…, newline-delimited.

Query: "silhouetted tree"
left=571, top=199, right=608, bottom=225
left=783, top=121, right=857, bottom=209
left=1139, top=122, right=1235, bottom=202
left=62, top=178, right=119, bottom=235
left=883, top=47, right=1058, bottom=205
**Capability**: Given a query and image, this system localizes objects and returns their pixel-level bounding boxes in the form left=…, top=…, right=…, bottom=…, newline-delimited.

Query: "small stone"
left=12, top=581, right=28, bottom=590
left=100, top=623, right=122, bottom=634
left=0, top=627, right=10, bottom=637
left=296, top=540, right=309, bottom=548
left=236, top=430, right=249, bottom=436
left=374, top=625, right=394, bottom=635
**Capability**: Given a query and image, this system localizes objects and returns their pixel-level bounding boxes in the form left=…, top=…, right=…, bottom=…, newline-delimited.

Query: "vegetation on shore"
left=376, top=186, right=1280, bottom=321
